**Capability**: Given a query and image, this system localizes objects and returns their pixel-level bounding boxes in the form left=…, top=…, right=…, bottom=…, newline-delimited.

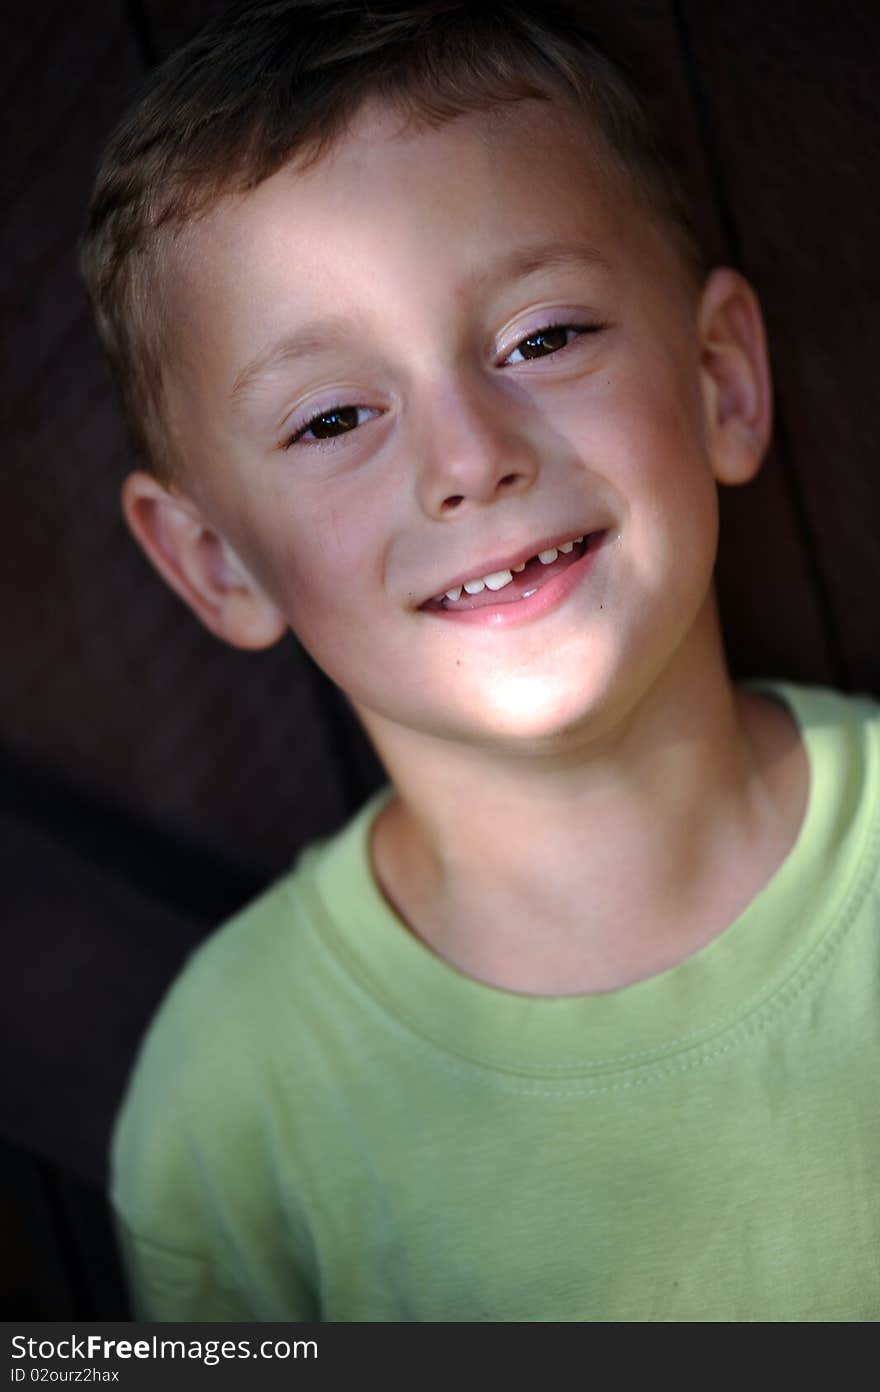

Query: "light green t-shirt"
left=112, top=681, right=880, bottom=1322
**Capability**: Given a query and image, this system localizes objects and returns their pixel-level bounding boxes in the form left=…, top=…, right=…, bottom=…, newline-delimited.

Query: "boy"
left=80, top=0, right=880, bottom=1321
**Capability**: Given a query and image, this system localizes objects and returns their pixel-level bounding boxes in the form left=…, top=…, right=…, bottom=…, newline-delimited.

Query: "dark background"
left=2, top=0, right=878, bottom=1317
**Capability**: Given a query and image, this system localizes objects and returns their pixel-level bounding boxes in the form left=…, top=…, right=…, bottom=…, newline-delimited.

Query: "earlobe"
left=698, top=267, right=773, bottom=487
left=120, top=471, right=288, bottom=650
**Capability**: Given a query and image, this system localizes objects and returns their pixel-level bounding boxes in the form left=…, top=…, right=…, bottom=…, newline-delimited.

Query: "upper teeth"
left=440, top=535, right=584, bottom=602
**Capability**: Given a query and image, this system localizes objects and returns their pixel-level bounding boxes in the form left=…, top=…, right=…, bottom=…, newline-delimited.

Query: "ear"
left=698, top=267, right=773, bottom=486
left=121, top=471, right=288, bottom=650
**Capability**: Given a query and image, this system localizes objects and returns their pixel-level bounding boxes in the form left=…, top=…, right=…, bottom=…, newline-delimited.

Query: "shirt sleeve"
left=110, top=974, right=320, bottom=1321
left=114, top=1221, right=264, bottom=1322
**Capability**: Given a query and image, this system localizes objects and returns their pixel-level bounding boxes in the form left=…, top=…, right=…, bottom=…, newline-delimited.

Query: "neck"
left=354, top=599, right=807, bottom=995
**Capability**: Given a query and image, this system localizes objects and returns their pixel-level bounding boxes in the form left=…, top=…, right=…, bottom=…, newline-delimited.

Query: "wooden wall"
left=4, top=0, right=879, bottom=876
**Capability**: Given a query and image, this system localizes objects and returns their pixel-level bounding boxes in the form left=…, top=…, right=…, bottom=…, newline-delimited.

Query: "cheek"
left=591, top=361, right=719, bottom=605
left=607, top=352, right=713, bottom=500
left=254, top=491, right=383, bottom=649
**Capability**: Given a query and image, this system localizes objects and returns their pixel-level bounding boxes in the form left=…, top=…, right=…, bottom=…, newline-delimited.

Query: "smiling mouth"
left=420, top=533, right=604, bottom=613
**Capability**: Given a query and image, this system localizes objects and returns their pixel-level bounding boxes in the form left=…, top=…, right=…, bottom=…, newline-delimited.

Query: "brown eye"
left=502, top=322, right=603, bottom=367
left=307, top=406, right=360, bottom=439
left=285, top=403, right=379, bottom=451
left=517, top=326, right=571, bottom=359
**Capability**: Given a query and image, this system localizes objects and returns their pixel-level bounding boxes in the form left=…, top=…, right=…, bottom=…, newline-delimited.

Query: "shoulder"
left=741, top=680, right=880, bottom=901
left=790, top=681, right=880, bottom=803
left=748, top=678, right=880, bottom=758
left=129, top=861, right=310, bottom=1086
left=765, top=682, right=880, bottom=905
left=758, top=679, right=880, bottom=819
left=751, top=677, right=878, bottom=721
left=130, top=785, right=392, bottom=1075
left=109, top=863, right=302, bottom=1237
left=111, top=790, right=391, bottom=1234
left=120, top=806, right=370, bottom=1084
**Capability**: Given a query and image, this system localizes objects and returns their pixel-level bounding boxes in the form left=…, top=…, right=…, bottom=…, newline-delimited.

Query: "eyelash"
left=501, top=320, right=604, bottom=365
left=282, top=320, right=605, bottom=449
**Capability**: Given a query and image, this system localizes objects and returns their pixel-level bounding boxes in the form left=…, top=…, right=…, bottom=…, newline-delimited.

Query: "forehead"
left=199, top=96, right=619, bottom=241
left=166, top=98, right=674, bottom=398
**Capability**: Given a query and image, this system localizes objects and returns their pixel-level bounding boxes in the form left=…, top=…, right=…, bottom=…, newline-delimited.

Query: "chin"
left=454, top=668, right=615, bottom=749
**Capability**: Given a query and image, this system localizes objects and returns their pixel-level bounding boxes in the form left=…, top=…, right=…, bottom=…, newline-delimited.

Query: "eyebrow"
left=482, top=237, right=610, bottom=286
left=229, top=238, right=609, bottom=402
left=230, top=316, right=354, bottom=402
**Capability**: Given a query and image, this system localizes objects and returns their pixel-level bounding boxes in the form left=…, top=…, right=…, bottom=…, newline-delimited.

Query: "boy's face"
left=151, top=98, right=762, bottom=752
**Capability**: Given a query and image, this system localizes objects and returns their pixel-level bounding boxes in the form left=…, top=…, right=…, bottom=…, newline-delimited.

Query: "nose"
left=413, top=372, right=540, bottom=519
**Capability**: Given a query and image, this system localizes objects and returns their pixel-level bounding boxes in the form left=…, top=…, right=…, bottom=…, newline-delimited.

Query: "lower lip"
left=422, top=534, right=606, bottom=628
